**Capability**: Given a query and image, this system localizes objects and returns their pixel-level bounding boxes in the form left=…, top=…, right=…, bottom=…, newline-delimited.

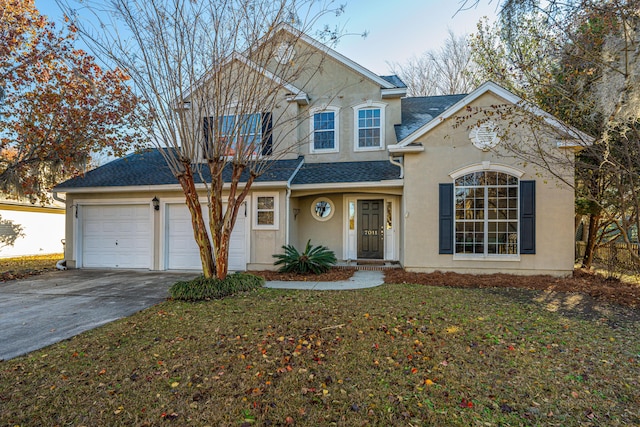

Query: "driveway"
left=0, top=269, right=196, bottom=361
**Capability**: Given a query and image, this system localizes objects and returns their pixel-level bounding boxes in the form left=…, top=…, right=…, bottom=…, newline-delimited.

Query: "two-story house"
left=55, top=25, right=584, bottom=276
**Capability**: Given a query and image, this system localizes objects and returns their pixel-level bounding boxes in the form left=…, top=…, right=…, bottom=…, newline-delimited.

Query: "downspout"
left=388, top=155, right=404, bottom=179
left=285, top=157, right=305, bottom=246
left=52, top=191, right=68, bottom=270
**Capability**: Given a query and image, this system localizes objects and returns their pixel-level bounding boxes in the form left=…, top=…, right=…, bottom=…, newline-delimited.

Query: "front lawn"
left=1, top=284, right=638, bottom=426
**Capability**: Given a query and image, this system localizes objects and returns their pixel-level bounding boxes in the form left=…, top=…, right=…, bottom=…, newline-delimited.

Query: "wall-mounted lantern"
left=152, top=196, right=160, bottom=211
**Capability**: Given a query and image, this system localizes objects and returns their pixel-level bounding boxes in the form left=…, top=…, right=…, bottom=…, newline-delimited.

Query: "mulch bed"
left=251, top=267, right=640, bottom=308
left=249, top=268, right=354, bottom=282
left=384, top=268, right=640, bottom=308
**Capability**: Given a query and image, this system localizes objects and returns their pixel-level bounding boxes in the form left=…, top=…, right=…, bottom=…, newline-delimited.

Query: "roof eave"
left=55, top=181, right=290, bottom=194
left=290, top=180, right=403, bottom=191
left=388, top=144, right=425, bottom=153
left=381, top=88, right=407, bottom=98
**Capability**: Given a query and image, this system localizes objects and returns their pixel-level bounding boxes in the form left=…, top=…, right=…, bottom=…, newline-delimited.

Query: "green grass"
left=1, top=284, right=639, bottom=426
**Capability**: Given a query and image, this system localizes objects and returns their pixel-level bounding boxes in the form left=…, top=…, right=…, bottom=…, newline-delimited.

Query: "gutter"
left=52, top=191, right=66, bottom=204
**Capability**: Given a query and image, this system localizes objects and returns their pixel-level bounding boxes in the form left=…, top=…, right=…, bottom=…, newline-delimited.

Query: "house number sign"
left=363, top=230, right=378, bottom=236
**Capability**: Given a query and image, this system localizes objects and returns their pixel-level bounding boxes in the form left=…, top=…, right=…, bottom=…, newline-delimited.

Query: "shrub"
left=169, top=273, right=264, bottom=301
left=273, top=239, right=337, bottom=274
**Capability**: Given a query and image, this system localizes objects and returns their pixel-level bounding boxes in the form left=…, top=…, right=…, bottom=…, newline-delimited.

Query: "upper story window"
left=310, top=106, right=339, bottom=153
left=454, top=171, right=519, bottom=256
left=353, top=101, right=386, bottom=151
left=203, top=112, right=273, bottom=158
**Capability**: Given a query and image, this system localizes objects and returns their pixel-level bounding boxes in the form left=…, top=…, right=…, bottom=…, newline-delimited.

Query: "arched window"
left=454, top=171, right=519, bottom=256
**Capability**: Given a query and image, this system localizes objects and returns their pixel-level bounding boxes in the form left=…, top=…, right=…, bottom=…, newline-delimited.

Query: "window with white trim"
left=353, top=102, right=386, bottom=151
left=310, top=107, right=339, bottom=152
left=454, top=171, right=519, bottom=256
left=253, top=192, right=279, bottom=230
left=203, top=112, right=272, bottom=157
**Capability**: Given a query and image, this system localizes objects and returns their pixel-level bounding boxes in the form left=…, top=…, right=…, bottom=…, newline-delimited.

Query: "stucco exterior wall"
left=402, top=93, right=575, bottom=276
left=293, top=195, right=344, bottom=259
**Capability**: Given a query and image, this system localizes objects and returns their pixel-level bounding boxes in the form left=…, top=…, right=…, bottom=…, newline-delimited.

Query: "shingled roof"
left=394, top=94, right=467, bottom=141
left=55, top=149, right=304, bottom=189
left=379, top=74, right=407, bottom=88
left=291, top=160, right=401, bottom=185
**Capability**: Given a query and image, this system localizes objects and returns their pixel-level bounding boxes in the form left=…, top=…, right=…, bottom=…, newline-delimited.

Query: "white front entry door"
left=81, top=204, right=152, bottom=268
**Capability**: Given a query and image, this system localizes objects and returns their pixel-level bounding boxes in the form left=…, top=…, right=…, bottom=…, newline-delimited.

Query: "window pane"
left=257, top=211, right=274, bottom=225
left=349, top=201, right=355, bottom=230
left=257, top=196, right=274, bottom=209
left=357, top=108, right=381, bottom=148
left=454, top=171, right=519, bottom=256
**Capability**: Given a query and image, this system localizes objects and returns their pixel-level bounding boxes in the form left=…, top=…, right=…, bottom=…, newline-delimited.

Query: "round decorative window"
left=311, top=197, right=334, bottom=221
left=469, top=121, right=500, bottom=151
left=276, top=42, right=296, bottom=64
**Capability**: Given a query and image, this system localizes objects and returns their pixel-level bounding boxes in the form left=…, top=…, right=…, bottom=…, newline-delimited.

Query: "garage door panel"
left=81, top=205, right=152, bottom=269
left=166, top=204, right=247, bottom=271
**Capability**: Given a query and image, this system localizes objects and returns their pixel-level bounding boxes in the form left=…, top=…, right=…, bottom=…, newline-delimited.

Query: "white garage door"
left=165, top=204, right=247, bottom=271
left=81, top=204, right=152, bottom=268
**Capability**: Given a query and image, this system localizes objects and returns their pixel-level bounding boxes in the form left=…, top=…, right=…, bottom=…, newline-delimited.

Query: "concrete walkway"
left=264, top=270, right=385, bottom=290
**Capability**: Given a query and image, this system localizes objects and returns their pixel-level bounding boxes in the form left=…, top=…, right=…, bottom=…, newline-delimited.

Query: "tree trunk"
left=581, top=213, right=600, bottom=269
left=209, top=161, right=255, bottom=280
left=177, top=164, right=215, bottom=278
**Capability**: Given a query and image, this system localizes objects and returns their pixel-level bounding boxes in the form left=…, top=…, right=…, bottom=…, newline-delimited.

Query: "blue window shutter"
left=261, top=112, right=273, bottom=156
left=439, top=183, right=454, bottom=254
left=520, top=180, right=536, bottom=254
left=202, top=117, right=212, bottom=157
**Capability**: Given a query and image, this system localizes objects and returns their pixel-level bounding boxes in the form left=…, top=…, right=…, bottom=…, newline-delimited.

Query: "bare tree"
left=389, top=29, right=479, bottom=96
left=467, top=0, right=640, bottom=268
left=59, top=0, right=346, bottom=279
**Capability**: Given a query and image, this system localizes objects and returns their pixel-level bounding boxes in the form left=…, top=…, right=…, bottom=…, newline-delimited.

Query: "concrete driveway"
left=0, top=269, right=196, bottom=361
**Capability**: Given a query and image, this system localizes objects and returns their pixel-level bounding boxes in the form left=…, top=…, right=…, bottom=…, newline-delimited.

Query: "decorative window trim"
left=309, top=106, right=340, bottom=153
left=310, top=197, right=335, bottom=222
left=252, top=192, right=279, bottom=230
left=353, top=101, right=386, bottom=152
left=449, top=162, right=524, bottom=180
left=469, top=121, right=501, bottom=151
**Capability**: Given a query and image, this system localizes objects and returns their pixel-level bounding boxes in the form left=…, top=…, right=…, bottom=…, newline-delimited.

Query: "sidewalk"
left=264, top=270, right=384, bottom=290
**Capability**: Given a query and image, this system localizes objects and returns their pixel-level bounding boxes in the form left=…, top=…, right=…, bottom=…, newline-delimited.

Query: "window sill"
left=354, top=146, right=384, bottom=152
left=310, top=148, right=339, bottom=154
left=253, top=225, right=279, bottom=231
left=452, top=255, right=521, bottom=262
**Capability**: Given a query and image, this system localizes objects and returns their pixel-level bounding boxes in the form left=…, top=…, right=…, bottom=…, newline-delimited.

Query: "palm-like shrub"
left=273, top=239, right=337, bottom=274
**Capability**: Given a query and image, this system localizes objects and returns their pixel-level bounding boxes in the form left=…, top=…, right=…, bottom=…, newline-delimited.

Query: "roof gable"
left=390, top=81, right=592, bottom=150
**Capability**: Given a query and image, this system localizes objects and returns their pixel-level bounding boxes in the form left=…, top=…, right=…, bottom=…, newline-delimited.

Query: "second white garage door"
left=165, top=203, right=247, bottom=271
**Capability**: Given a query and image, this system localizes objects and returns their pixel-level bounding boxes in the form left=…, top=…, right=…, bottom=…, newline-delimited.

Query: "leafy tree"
left=389, top=29, right=479, bottom=96
left=0, top=0, right=146, bottom=203
left=60, top=0, right=347, bottom=279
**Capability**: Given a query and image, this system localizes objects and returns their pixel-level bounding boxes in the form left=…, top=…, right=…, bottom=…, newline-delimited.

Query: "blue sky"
left=35, top=0, right=498, bottom=75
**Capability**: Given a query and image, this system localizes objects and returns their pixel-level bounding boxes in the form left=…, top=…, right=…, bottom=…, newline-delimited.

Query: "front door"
left=357, top=199, right=384, bottom=259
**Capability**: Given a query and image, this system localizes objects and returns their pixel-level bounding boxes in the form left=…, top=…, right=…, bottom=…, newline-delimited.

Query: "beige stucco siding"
left=293, top=195, right=344, bottom=259
left=402, top=93, right=575, bottom=276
